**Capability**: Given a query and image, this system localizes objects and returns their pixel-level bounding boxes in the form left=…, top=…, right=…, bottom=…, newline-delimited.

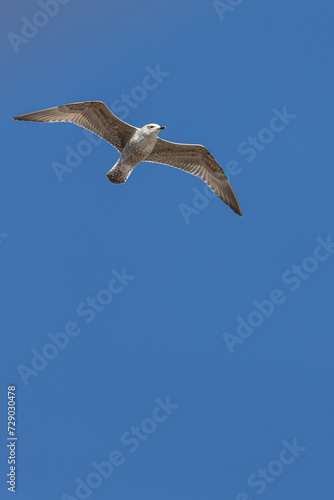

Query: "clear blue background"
left=1, top=1, right=334, bottom=499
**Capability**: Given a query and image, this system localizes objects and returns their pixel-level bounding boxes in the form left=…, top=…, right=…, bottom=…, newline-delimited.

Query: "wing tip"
left=235, top=203, right=243, bottom=216
left=230, top=204, right=243, bottom=216
left=12, top=113, right=40, bottom=122
left=12, top=113, right=35, bottom=121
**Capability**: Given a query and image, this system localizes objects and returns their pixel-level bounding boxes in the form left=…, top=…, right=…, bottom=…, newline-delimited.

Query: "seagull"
left=12, top=101, right=242, bottom=215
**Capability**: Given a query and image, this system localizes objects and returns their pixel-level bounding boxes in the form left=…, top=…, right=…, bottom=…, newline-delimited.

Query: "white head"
left=140, top=123, right=166, bottom=136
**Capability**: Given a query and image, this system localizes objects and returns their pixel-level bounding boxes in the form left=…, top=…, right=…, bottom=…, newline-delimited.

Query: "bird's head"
left=141, top=123, right=166, bottom=136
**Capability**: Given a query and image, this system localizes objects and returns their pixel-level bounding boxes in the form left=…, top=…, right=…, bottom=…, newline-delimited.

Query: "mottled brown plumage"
left=13, top=101, right=242, bottom=216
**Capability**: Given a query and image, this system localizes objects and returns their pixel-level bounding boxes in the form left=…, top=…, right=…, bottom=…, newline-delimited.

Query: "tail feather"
left=106, top=161, right=132, bottom=185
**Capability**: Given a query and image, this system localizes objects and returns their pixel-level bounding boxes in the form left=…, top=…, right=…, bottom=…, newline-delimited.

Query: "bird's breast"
left=121, top=132, right=157, bottom=166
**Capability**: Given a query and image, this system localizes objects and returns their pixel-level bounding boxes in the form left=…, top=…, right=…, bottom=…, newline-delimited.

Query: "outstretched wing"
left=147, top=138, right=242, bottom=216
left=12, top=101, right=136, bottom=152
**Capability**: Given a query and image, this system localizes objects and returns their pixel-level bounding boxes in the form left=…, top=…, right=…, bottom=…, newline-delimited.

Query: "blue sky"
left=1, top=1, right=334, bottom=499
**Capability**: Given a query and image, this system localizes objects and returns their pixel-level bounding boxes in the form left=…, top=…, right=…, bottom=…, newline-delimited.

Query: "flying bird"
left=12, top=101, right=242, bottom=215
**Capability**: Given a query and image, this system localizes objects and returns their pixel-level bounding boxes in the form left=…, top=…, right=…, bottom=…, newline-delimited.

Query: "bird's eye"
left=149, top=125, right=154, bottom=128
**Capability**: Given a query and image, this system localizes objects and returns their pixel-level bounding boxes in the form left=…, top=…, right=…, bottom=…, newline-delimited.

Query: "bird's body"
left=108, top=124, right=164, bottom=184
left=12, top=101, right=242, bottom=216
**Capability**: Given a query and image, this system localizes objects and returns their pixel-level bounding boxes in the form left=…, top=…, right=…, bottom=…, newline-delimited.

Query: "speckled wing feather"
left=147, top=138, right=242, bottom=216
left=12, top=101, right=136, bottom=152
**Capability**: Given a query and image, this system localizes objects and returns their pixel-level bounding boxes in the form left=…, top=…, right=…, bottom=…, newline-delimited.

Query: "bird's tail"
left=106, top=160, right=132, bottom=185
